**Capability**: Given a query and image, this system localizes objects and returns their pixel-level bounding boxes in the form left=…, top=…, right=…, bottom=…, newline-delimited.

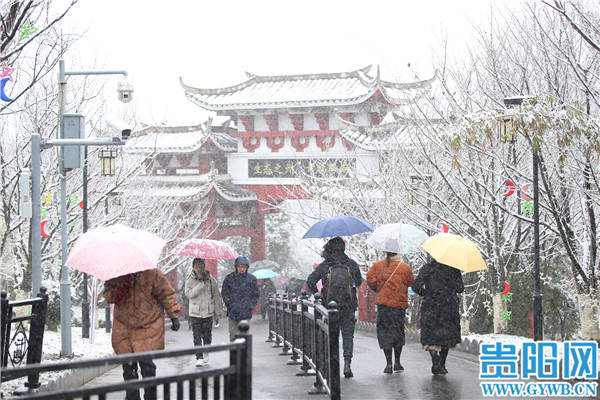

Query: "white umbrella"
left=366, top=223, right=429, bottom=254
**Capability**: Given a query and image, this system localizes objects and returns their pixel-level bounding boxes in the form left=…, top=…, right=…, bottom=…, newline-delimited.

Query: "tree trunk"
left=461, top=317, right=470, bottom=336
left=578, top=293, right=600, bottom=340
left=492, top=293, right=509, bottom=334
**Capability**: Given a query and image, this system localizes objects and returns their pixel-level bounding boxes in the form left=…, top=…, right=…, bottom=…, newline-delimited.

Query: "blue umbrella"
left=302, top=215, right=374, bottom=239
left=251, top=268, right=278, bottom=279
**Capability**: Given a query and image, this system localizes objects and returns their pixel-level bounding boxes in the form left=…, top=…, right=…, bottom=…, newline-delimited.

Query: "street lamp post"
left=35, top=60, right=129, bottom=355
left=31, top=136, right=125, bottom=355
left=502, top=96, right=543, bottom=341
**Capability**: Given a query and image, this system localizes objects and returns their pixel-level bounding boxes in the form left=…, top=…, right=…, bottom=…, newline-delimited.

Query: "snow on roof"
left=337, top=115, right=443, bottom=151
left=123, top=122, right=236, bottom=154
left=180, top=65, right=437, bottom=111
left=129, top=173, right=257, bottom=203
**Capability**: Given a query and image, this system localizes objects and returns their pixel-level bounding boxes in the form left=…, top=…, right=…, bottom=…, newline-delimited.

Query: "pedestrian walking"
left=306, top=236, right=362, bottom=378
left=285, top=277, right=302, bottom=298
left=259, top=278, right=276, bottom=319
left=184, top=258, right=222, bottom=367
left=366, top=252, right=414, bottom=374
left=104, top=269, right=181, bottom=400
left=411, top=259, right=464, bottom=375
left=221, top=256, right=260, bottom=341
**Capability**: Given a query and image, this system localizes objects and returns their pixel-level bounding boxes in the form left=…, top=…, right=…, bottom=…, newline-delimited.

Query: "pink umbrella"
left=173, top=238, right=238, bottom=260
left=65, top=224, right=166, bottom=281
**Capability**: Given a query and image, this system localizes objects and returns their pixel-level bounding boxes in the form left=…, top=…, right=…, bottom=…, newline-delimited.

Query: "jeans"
left=190, top=316, right=213, bottom=359
left=122, top=359, right=156, bottom=400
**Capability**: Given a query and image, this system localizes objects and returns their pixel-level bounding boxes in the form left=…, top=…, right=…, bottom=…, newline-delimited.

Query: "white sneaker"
left=195, top=358, right=205, bottom=368
left=203, top=354, right=209, bottom=364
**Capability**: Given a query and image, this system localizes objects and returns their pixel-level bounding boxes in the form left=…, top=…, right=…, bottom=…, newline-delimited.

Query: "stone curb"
left=38, top=362, right=118, bottom=393
left=355, top=321, right=481, bottom=355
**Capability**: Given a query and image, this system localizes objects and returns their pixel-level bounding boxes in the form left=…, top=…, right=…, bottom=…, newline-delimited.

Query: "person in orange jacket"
left=367, top=252, right=414, bottom=374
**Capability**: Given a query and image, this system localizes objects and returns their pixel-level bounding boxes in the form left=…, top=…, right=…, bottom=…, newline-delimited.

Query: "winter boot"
left=429, top=350, right=442, bottom=375
left=393, top=345, right=404, bottom=371
left=439, top=348, right=449, bottom=375
left=343, top=357, right=354, bottom=378
left=383, top=349, right=393, bottom=374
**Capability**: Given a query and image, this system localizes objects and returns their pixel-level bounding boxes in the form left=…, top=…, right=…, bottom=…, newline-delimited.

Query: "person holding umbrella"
left=367, top=251, right=414, bottom=374
left=307, top=236, right=363, bottom=378
left=185, top=258, right=222, bottom=367
left=411, top=259, right=463, bottom=375
left=104, top=269, right=181, bottom=400
left=221, top=256, right=260, bottom=341
left=413, top=233, right=485, bottom=375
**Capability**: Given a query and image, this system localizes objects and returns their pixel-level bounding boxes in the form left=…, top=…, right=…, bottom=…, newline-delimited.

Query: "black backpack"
left=326, top=263, right=353, bottom=307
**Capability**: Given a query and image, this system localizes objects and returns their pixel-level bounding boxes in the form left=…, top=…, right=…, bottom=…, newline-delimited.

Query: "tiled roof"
left=180, top=65, right=436, bottom=111
left=129, top=172, right=257, bottom=203
left=336, top=115, right=444, bottom=151
left=124, top=121, right=236, bottom=153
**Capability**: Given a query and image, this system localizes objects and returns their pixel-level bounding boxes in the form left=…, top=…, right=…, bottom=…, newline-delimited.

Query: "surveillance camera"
left=105, top=118, right=135, bottom=141
left=121, top=129, right=132, bottom=141
left=117, top=81, right=134, bottom=103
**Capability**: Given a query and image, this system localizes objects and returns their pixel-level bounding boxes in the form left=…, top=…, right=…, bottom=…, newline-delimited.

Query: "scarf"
left=113, top=274, right=135, bottom=306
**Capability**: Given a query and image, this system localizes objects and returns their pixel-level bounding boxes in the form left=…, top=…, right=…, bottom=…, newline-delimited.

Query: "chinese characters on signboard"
left=248, top=158, right=354, bottom=178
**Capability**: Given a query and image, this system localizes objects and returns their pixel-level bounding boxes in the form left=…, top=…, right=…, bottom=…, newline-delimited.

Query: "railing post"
left=25, top=287, right=48, bottom=390
left=234, top=320, right=252, bottom=400
left=287, top=297, right=301, bottom=365
left=327, top=301, right=341, bottom=400
left=280, top=295, right=291, bottom=355
left=1, top=291, right=9, bottom=368
left=309, top=294, right=326, bottom=395
left=297, top=292, right=313, bottom=376
left=273, top=294, right=283, bottom=348
left=266, top=295, right=275, bottom=342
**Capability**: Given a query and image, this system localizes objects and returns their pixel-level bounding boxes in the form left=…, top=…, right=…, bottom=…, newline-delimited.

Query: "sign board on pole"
left=19, top=168, right=32, bottom=218
left=61, top=114, right=85, bottom=169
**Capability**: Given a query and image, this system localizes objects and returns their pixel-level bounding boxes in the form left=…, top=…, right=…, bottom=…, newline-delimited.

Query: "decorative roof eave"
left=377, top=73, right=437, bottom=106
left=179, top=65, right=373, bottom=96
left=183, top=90, right=380, bottom=112
left=124, top=122, right=210, bottom=154
left=335, top=115, right=446, bottom=151
left=379, top=70, right=438, bottom=90
left=131, top=171, right=257, bottom=203
left=208, top=131, right=237, bottom=152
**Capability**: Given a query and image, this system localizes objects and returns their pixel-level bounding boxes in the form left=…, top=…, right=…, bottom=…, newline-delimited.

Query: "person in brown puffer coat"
left=104, top=268, right=181, bottom=400
left=367, top=252, right=414, bottom=374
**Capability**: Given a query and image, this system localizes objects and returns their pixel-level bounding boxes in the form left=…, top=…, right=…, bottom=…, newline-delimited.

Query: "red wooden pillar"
left=358, top=282, right=376, bottom=323
left=250, top=213, right=266, bottom=262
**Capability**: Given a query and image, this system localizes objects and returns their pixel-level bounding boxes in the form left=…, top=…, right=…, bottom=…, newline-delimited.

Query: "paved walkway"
left=85, top=318, right=484, bottom=399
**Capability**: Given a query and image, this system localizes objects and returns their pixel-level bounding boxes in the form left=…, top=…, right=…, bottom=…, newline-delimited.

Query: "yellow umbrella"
left=420, top=233, right=488, bottom=272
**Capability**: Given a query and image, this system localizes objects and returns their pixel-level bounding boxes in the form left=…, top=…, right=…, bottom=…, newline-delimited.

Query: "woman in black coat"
left=411, top=260, right=464, bottom=375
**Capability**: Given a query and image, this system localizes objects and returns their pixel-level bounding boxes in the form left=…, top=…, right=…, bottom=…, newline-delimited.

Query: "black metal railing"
left=267, top=293, right=340, bottom=400
left=1, top=287, right=49, bottom=390
left=0, top=321, right=253, bottom=399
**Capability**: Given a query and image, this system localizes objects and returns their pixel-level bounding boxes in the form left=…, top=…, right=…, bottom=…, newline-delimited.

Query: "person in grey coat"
left=184, top=258, right=222, bottom=367
left=221, top=256, right=260, bottom=341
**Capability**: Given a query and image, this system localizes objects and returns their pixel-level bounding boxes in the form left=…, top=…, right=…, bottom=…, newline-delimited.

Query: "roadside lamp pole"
left=32, top=60, right=129, bottom=355
left=502, top=96, right=543, bottom=341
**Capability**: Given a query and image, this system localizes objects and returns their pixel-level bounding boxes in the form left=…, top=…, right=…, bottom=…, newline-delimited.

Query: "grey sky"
left=64, top=0, right=495, bottom=126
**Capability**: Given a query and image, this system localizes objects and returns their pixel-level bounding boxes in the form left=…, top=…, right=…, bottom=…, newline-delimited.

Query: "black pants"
left=122, top=360, right=156, bottom=400
left=338, top=307, right=357, bottom=359
left=191, top=316, right=213, bottom=359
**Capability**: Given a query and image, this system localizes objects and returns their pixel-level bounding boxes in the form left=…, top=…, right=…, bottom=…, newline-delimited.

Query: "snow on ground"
left=0, top=327, right=114, bottom=396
